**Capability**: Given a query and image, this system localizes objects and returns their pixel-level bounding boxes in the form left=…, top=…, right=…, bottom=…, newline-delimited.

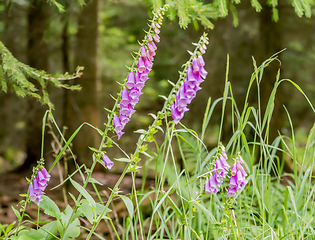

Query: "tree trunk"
left=15, top=0, right=51, bottom=172
left=66, top=0, right=101, bottom=165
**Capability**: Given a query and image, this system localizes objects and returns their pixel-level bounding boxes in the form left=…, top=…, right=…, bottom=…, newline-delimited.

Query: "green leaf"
left=79, top=203, right=94, bottom=224
left=70, top=178, right=96, bottom=208
left=63, top=218, right=80, bottom=239
left=114, top=157, right=132, bottom=162
left=88, top=177, right=103, bottom=185
left=39, top=195, right=61, bottom=219
left=17, top=229, right=45, bottom=240
left=118, top=195, right=134, bottom=218
left=38, top=221, right=61, bottom=240
left=11, top=206, right=21, bottom=221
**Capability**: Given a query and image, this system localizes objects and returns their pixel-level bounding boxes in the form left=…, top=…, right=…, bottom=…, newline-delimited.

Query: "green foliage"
left=0, top=41, right=82, bottom=109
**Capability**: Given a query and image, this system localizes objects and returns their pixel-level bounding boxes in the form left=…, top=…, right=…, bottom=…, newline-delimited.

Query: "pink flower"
left=228, top=159, right=248, bottom=198
left=102, top=153, right=114, bottom=169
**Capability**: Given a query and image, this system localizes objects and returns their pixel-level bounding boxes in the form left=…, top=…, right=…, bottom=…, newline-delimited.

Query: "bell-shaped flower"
left=204, top=175, right=220, bottom=194
left=138, top=57, right=146, bottom=73
left=40, top=167, right=51, bottom=182
left=120, top=88, right=130, bottom=106
left=198, top=55, right=205, bottom=66
left=148, top=41, right=156, bottom=52
left=120, top=113, right=130, bottom=126
left=135, top=76, right=145, bottom=90
left=192, top=57, right=199, bottom=73
left=129, top=88, right=142, bottom=99
left=153, top=34, right=160, bottom=42
left=126, top=71, right=135, bottom=89
left=154, top=27, right=160, bottom=34
left=120, top=104, right=135, bottom=118
left=175, top=85, right=190, bottom=111
left=147, top=50, right=155, bottom=59
left=140, top=46, right=146, bottom=58
left=228, top=159, right=248, bottom=198
left=102, top=153, right=114, bottom=169
left=144, top=56, right=153, bottom=70
left=113, top=114, right=124, bottom=132
left=148, top=34, right=153, bottom=42
left=199, top=65, right=208, bottom=79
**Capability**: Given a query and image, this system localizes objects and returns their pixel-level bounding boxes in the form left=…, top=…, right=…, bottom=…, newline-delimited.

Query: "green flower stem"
left=86, top=162, right=131, bottom=240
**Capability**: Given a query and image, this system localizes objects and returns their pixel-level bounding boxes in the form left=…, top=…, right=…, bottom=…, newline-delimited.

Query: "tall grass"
left=126, top=55, right=315, bottom=240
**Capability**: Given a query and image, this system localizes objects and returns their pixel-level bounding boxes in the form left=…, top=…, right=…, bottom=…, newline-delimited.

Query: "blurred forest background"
left=1, top=0, right=315, bottom=174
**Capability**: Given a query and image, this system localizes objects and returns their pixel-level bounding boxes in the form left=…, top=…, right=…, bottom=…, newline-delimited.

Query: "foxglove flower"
left=227, top=157, right=248, bottom=198
left=28, top=167, right=50, bottom=205
left=205, top=175, right=220, bottom=194
left=213, top=147, right=230, bottom=185
left=171, top=53, right=207, bottom=125
left=103, top=153, right=114, bottom=169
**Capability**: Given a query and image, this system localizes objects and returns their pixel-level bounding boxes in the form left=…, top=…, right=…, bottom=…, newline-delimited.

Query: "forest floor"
left=0, top=167, right=155, bottom=239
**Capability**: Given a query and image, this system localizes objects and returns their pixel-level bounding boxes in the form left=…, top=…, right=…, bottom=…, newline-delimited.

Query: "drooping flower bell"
left=204, top=175, right=220, bottom=194
left=102, top=153, right=114, bottom=169
left=227, top=156, right=248, bottom=198
left=28, top=167, right=51, bottom=205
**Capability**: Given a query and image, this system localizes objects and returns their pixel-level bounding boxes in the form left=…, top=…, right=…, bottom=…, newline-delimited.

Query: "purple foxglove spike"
left=140, top=46, right=147, bottom=58
left=215, top=159, right=228, bottom=179
left=129, top=88, right=142, bottom=98
left=155, top=23, right=161, bottom=28
left=227, top=186, right=236, bottom=198
left=148, top=34, right=153, bottom=42
left=126, top=71, right=135, bottom=89
left=198, top=55, right=205, bottom=66
left=138, top=57, right=146, bottom=73
left=209, top=175, right=219, bottom=193
left=120, top=113, right=130, bottom=125
left=192, top=57, right=199, bottom=73
left=199, top=66, right=208, bottom=79
left=153, top=34, right=160, bottom=43
left=154, top=27, right=160, bottom=34
left=116, top=130, right=124, bottom=140
left=171, top=103, right=184, bottom=125
left=113, top=114, right=124, bottom=132
left=41, top=167, right=51, bottom=181
left=102, top=153, right=114, bottom=169
left=231, top=162, right=237, bottom=176
left=120, top=88, right=130, bottom=106
left=186, top=66, right=199, bottom=87
left=204, top=179, right=211, bottom=193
